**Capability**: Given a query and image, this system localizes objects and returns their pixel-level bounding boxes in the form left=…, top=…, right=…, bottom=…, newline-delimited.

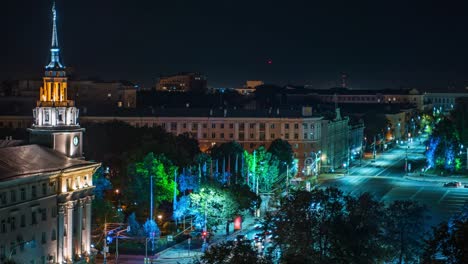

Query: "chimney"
left=210, top=109, right=213, bottom=116
left=223, top=108, right=227, bottom=117
left=276, top=108, right=280, bottom=115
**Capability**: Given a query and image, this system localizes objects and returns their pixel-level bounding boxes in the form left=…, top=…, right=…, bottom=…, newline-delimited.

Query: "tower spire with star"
left=46, top=1, right=64, bottom=70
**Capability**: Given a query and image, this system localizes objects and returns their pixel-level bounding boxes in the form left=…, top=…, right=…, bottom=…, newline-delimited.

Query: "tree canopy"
left=126, top=152, right=178, bottom=216
left=264, top=188, right=428, bottom=264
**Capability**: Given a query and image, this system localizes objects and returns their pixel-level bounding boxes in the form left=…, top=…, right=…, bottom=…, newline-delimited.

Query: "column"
left=76, top=201, right=83, bottom=256
left=84, top=199, right=92, bottom=254
left=66, top=202, right=74, bottom=262
left=57, top=205, right=65, bottom=263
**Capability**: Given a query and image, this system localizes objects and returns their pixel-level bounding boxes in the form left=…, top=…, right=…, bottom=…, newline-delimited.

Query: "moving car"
left=443, top=181, right=462, bottom=188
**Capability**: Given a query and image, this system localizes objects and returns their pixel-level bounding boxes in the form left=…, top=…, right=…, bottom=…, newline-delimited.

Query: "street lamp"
left=8, top=240, right=35, bottom=262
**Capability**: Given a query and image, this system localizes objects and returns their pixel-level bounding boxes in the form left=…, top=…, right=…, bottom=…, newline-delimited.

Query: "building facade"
left=0, top=145, right=98, bottom=264
left=0, top=3, right=99, bottom=263
left=79, top=107, right=323, bottom=170
left=320, top=109, right=350, bottom=171
left=423, top=92, right=468, bottom=113
left=156, top=72, right=207, bottom=93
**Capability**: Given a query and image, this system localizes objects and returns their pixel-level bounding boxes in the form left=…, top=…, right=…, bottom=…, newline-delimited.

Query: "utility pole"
left=103, top=221, right=107, bottom=264
left=252, top=150, right=256, bottom=193
left=150, top=173, right=153, bottom=221
left=347, top=147, right=350, bottom=175
left=286, top=164, right=289, bottom=195
left=373, top=136, right=376, bottom=160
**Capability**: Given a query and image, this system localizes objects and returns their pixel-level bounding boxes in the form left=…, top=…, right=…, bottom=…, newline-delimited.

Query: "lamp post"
left=282, top=162, right=290, bottom=195
left=145, top=237, right=152, bottom=263
left=8, top=240, right=35, bottom=262
left=286, top=163, right=289, bottom=195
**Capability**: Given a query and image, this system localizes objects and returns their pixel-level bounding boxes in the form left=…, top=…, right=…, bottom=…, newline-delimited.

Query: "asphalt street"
left=319, top=139, right=468, bottom=227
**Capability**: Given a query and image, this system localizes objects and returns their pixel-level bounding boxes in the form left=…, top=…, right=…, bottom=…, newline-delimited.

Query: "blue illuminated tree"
left=173, top=195, right=191, bottom=222
left=127, top=212, right=144, bottom=237
left=426, top=137, right=440, bottom=169
left=93, top=167, right=112, bottom=200
left=444, top=143, right=456, bottom=171
left=178, top=170, right=198, bottom=193
left=143, top=218, right=160, bottom=238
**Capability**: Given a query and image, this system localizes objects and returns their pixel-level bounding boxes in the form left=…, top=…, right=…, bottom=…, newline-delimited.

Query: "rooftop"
left=0, top=144, right=97, bottom=182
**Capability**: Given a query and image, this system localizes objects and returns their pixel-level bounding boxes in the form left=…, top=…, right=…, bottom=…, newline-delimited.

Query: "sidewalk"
left=152, top=215, right=257, bottom=263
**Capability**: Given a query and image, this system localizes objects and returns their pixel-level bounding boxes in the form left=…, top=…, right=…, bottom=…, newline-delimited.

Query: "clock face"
left=73, top=136, right=79, bottom=146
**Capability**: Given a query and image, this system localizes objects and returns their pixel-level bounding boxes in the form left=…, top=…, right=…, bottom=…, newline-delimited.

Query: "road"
left=319, top=138, right=468, bottom=227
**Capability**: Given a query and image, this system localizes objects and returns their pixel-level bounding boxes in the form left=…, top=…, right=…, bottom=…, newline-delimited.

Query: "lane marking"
left=410, top=187, right=424, bottom=200
left=437, top=190, right=450, bottom=204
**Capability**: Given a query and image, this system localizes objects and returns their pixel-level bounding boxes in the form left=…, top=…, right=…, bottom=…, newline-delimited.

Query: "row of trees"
left=89, top=121, right=296, bottom=241
left=426, top=98, right=468, bottom=172
left=198, top=188, right=467, bottom=264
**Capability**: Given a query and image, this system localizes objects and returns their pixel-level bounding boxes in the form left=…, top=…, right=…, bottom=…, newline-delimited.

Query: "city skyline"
left=2, top=0, right=468, bottom=89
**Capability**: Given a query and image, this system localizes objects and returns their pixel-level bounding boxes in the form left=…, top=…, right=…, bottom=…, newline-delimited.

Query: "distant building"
left=156, top=73, right=207, bottom=93
left=295, top=87, right=425, bottom=110
left=68, top=80, right=137, bottom=108
left=0, top=4, right=99, bottom=264
left=423, top=92, right=468, bottom=113
left=320, top=109, right=350, bottom=171
left=349, top=120, right=365, bottom=161
left=4, top=79, right=138, bottom=109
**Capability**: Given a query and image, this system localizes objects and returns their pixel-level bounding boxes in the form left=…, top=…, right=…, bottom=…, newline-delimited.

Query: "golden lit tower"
left=29, top=1, right=83, bottom=158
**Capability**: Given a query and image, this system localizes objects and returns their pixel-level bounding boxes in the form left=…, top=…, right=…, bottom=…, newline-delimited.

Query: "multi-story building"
left=78, top=106, right=323, bottom=169
left=349, top=120, right=365, bottom=161
left=156, top=72, right=207, bottom=93
left=0, top=4, right=99, bottom=263
left=302, top=87, right=425, bottom=110
left=2, top=79, right=138, bottom=109
left=423, top=91, right=468, bottom=113
left=0, top=145, right=98, bottom=264
left=320, top=109, right=350, bottom=171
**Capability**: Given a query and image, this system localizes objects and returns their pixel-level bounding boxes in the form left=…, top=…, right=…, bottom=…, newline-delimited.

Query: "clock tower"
left=28, top=2, right=84, bottom=158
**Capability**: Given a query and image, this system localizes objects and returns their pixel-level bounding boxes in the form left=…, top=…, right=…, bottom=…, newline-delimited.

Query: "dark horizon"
left=2, top=0, right=468, bottom=90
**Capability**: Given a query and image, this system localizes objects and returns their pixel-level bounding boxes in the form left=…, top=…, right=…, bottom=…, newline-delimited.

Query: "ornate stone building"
left=0, top=2, right=99, bottom=263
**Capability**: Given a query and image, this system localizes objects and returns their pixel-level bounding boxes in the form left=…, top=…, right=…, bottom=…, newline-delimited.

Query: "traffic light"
left=201, top=231, right=207, bottom=239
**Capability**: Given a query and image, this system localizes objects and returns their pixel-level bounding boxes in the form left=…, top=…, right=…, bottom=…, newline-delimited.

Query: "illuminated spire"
left=46, top=1, right=65, bottom=70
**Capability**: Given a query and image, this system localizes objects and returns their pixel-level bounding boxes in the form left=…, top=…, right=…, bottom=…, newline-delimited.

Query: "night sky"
left=1, top=0, right=468, bottom=89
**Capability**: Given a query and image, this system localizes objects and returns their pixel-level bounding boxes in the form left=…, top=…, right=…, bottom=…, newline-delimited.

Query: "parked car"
left=443, top=181, right=462, bottom=188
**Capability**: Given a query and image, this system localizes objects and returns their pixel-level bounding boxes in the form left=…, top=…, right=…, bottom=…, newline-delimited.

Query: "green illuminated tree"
left=243, top=146, right=280, bottom=193
left=127, top=153, right=178, bottom=216
left=189, top=185, right=240, bottom=235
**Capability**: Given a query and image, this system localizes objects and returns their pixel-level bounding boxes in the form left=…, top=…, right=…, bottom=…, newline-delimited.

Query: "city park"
left=84, top=99, right=468, bottom=263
